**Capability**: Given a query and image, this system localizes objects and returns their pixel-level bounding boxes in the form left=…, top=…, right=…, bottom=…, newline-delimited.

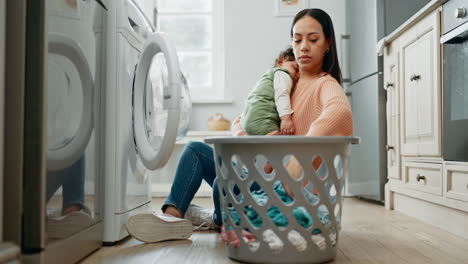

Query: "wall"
left=189, top=0, right=347, bottom=130
left=384, top=0, right=431, bottom=35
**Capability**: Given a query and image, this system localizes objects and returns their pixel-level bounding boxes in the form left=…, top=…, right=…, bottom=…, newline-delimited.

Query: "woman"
left=126, top=8, right=353, bottom=245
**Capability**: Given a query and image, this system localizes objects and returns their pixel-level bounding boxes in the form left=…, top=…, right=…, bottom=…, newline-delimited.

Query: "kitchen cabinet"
left=399, top=10, right=441, bottom=157
left=403, top=161, right=442, bottom=196
left=444, top=163, right=468, bottom=203
left=383, top=3, right=468, bottom=240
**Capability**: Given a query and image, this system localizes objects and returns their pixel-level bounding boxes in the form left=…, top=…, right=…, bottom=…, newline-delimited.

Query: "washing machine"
left=103, top=0, right=190, bottom=244
left=5, top=0, right=108, bottom=262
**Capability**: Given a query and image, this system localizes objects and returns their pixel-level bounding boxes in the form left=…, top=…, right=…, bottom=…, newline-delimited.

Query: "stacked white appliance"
left=2, top=0, right=107, bottom=263
left=0, top=0, right=20, bottom=261
left=103, top=0, right=188, bottom=244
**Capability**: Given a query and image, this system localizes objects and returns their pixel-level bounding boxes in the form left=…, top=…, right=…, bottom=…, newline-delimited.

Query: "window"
left=155, top=0, right=225, bottom=102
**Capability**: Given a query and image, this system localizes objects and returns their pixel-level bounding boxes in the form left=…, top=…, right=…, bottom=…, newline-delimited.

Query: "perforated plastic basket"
left=205, top=136, right=359, bottom=264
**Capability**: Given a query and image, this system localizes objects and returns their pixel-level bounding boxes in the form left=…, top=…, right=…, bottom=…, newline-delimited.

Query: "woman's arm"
left=287, top=81, right=353, bottom=180
left=307, top=81, right=353, bottom=136
left=231, top=116, right=248, bottom=136
left=231, top=116, right=281, bottom=136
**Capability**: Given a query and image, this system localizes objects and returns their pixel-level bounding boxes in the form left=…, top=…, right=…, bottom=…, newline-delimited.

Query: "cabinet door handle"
left=416, top=174, right=426, bottom=182
left=386, top=145, right=394, bottom=151
left=384, top=82, right=394, bottom=91
left=410, top=74, right=421, bottom=82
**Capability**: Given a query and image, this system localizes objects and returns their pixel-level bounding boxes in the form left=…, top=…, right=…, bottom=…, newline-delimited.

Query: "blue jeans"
left=46, top=155, right=85, bottom=211
left=162, top=141, right=224, bottom=226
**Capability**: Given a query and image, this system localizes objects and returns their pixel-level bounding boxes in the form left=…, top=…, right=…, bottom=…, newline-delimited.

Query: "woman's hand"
left=231, top=116, right=248, bottom=136
left=266, top=130, right=281, bottom=136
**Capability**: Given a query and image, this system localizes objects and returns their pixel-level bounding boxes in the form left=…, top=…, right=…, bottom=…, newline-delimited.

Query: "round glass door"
left=177, top=72, right=191, bottom=141
left=47, top=33, right=94, bottom=171
left=133, top=32, right=181, bottom=170
left=145, top=52, right=169, bottom=152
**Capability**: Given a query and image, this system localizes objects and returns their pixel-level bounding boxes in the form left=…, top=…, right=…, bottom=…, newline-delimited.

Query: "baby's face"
left=280, top=60, right=298, bottom=78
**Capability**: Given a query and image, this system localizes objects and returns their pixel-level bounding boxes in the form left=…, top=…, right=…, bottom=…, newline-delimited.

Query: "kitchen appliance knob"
left=455, top=8, right=466, bottom=18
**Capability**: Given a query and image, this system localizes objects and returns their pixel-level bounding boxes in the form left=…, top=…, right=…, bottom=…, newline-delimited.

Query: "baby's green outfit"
left=241, top=68, right=293, bottom=135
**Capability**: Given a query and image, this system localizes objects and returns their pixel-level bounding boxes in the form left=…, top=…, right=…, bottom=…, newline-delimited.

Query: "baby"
left=241, top=47, right=298, bottom=135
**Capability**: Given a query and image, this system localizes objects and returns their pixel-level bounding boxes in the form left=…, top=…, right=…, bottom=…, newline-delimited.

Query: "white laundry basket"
left=205, top=136, right=359, bottom=264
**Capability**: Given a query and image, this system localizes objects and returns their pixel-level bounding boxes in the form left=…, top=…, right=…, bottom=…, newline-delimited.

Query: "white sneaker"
left=184, top=204, right=219, bottom=231
left=46, top=209, right=95, bottom=240
left=126, top=213, right=193, bottom=243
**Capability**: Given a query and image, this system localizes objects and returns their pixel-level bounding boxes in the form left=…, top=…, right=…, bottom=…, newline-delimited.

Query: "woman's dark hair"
left=274, top=47, right=295, bottom=67
left=290, top=9, right=342, bottom=85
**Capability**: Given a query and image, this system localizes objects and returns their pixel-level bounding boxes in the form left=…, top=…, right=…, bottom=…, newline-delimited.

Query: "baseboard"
left=346, top=181, right=381, bottom=197
left=393, top=193, right=468, bottom=240
left=151, top=182, right=213, bottom=198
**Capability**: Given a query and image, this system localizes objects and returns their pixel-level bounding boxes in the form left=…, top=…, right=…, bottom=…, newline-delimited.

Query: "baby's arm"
left=280, top=115, right=294, bottom=135
left=274, top=70, right=295, bottom=135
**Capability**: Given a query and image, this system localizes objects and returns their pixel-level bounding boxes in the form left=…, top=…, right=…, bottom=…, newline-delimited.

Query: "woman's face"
left=291, top=16, right=329, bottom=75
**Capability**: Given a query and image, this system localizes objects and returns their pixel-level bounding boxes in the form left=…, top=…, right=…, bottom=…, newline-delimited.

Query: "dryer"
left=103, top=0, right=188, bottom=243
left=4, top=0, right=108, bottom=262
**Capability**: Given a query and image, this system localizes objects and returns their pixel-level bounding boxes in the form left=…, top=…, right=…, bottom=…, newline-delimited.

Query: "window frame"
left=155, top=0, right=226, bottom=103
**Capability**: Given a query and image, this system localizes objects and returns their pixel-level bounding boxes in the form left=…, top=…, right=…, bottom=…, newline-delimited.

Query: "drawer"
left=444, top=164, right=468, bottom=202
left=403, top=162, right=442, bottom=195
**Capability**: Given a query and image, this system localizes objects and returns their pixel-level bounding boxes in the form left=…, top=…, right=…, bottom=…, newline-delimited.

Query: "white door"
left=133, top=32, right=181, bottom=170
left=401, top=35, right=420, bottom=156
left=47, top=33, right=94, bottom=171
left=416, top=19, right=441, bottom=157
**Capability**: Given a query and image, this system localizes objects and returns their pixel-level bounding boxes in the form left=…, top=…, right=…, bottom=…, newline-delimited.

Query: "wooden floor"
left=82, top=198, right=468, bottom=264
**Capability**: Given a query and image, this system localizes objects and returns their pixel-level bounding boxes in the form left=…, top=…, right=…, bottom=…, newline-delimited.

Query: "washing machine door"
left=47, top=33, right=94, bottom=171
left=133, top=32, right=181, bottom=170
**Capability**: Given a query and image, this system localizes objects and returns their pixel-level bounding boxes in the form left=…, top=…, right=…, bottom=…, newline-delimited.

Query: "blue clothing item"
left=162, top=141, right=224, bottom=226
left=46, top=155, right=85, bottom=210
left=163, top=141, right=262, bottom=227
left=164, top=141, right=335, bottom=230
left=227, top=182, right=331, bottom=231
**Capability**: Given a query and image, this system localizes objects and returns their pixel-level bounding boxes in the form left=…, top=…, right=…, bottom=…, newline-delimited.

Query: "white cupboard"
left=383, top=5, right=468, bottom=240
left=399, top=10, right=441, bottom=157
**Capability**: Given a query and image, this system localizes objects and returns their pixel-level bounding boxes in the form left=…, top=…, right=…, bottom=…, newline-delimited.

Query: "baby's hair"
left=274, top=47, right=295, bottom=67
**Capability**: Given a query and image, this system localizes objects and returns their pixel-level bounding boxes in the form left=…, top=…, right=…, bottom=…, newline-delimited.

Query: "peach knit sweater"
left=232, top=73, right=353, bottom=137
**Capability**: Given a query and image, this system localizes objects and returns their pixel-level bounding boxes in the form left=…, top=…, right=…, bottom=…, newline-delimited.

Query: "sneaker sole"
left=126, top=214, right=193, bottom=243
left=47, top=211, right=94, bottom=240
